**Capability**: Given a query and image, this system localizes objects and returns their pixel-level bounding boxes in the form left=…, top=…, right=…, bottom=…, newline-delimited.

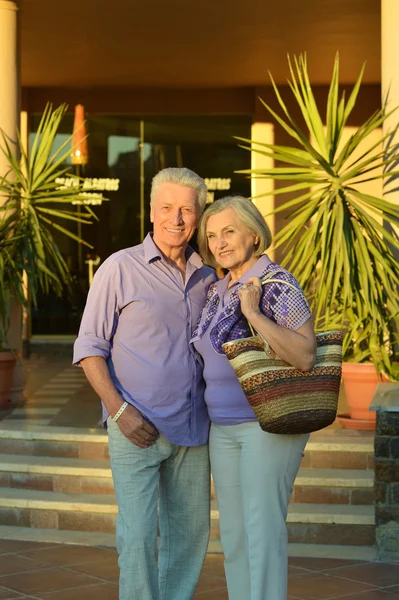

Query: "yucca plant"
left=0, top=103, right=97, bottom=349
left=238, top=54, right=399, bottom=380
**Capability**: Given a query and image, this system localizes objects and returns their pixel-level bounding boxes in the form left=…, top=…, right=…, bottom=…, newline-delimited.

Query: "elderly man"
left=73, top=168, right=215, bottom=600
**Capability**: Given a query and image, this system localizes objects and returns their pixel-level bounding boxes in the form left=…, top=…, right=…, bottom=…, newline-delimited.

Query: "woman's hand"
left=238, top=276, right=316, bottom=370
left=238, top=276, right=263, bottom=320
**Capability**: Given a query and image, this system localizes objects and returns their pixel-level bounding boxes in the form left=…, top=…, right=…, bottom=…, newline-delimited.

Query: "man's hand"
left=116, top=403, right=158, bottom=448
left=80, top=357, right=158, bottom=448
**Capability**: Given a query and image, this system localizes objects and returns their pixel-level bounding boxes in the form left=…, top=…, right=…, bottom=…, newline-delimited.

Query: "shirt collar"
left=213, top=254, right=273, bottom=297
left=143, top=232, right=204, bottom=269
left=143, top=233, right=162, bottom=263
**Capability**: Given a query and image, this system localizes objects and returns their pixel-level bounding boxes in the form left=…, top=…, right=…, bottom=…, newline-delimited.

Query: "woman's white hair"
left=197, top=195, right=273, bottom=268
left=150, top=168, right=208, bottom=212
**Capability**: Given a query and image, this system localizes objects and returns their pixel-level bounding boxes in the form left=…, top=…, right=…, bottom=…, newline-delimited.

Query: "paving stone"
left=288, top=557, right=367, bottom=571
left=0, top=568, right=98, bottom=596
left=65, top=558, right=119, bottom=582
left=0, top=586, right=25, bottom=599
left=18, top=544, right=115, bottom=567
left=35, top=583, right=119, bottom=600
left=324, top=561, right=399, bottom=586
left=0, top=540, right=55, bottom=555
left=0, top=554, right=49, bottom=577
left=288, top=572, right=375, bottom=599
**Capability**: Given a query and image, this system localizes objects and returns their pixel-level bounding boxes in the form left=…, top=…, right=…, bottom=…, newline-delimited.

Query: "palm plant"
left=238, top=54, right=399, bottom=379
left=0, top=103, right=97, bottom=349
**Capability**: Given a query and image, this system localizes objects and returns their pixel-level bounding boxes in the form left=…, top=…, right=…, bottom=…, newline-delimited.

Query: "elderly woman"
left=191, top=196, right=316, bottom=600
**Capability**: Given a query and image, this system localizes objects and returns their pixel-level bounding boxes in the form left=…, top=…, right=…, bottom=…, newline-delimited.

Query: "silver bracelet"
left=112, top=401, right=129, bottom=422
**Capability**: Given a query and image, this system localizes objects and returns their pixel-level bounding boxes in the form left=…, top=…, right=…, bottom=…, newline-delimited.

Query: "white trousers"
left=210, top=422, right=309, bottom=600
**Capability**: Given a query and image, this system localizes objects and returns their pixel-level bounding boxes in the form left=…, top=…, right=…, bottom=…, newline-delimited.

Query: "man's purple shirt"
left=73, top=233, right=216, bottom=446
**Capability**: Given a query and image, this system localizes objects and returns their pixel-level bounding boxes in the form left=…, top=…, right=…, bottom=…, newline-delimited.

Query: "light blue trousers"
left=107, top=417, right=210, bottom=600
left=210, top=422, right=309, bottom=600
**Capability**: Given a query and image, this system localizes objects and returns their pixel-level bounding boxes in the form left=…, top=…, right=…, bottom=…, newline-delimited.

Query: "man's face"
left=151, top=182, right=201, bottom=254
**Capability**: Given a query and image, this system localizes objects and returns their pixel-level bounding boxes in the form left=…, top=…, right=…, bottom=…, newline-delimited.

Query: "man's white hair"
left=150, top=168, right=208, bottom=212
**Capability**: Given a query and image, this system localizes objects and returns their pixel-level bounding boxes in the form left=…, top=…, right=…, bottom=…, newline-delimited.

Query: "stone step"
left=292, top=468, right=375, bottom=505
left=0, top=525, right=377, bottom=560
left=0, top=425, right=109, bottom=461
left=210, top=501, right=376, bottom=547
left=0, top=487, right=375, bottom=545
left=0, top=424, right=374, bottom=468
left=295, top=468, right=374, bottom=488
left=0, top=454, right=111, bottom=477
left=0, top=454, right=375, bottom=503
left=0, top=455, right=114, bottom=495
left=302, top=431, right=375, bottom=470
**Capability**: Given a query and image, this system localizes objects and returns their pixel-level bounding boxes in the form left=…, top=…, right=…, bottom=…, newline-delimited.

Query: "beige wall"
left=22, top=84, right=381, bottom=118
left=250, top=122, right=275, bottom=258
left=22, top=87, right=255, bottom=115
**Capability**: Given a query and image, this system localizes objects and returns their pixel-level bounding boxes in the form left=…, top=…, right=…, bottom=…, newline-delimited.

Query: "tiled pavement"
left=1, top=355, right=102, bottom=429
left=0, top=539, right=398, bottom=599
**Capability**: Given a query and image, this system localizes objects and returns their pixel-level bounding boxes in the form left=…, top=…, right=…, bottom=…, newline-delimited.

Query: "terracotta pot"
left=341, top=362, right=387, bottom=422
left=0, top=351, right=17, bottom=408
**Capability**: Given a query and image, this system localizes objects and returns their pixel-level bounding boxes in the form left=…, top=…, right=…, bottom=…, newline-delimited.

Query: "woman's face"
left=206, top=207, right=259, bottom=273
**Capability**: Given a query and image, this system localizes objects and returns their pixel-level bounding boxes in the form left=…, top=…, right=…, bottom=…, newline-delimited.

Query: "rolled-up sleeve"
left=73, top=258, right=120, bottom=366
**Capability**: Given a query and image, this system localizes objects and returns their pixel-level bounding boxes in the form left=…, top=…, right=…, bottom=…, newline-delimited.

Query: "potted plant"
left=0, top=103, right=96, bottom=407
left=238, top=55, right=399, bottom=427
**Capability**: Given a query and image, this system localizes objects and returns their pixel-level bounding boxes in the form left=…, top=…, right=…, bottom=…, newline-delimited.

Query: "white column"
left=250, top=122, right=275, bottom=259
left=381, top=0, right=399, bottom=216
left=0, top=0, right=18, bottom=178
left=0, top=1, right=19, bottom=354
left=0, top=1, right=25, bottom=402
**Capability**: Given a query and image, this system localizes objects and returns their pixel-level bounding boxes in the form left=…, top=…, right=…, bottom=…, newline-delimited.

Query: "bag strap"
left=260, top=270, right=299, bottom=291
left=260, top=277, right=298, bottom=291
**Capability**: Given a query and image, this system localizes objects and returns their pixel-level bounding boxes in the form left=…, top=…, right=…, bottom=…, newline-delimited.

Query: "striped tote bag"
left=222, top=277, right=343, bottom=434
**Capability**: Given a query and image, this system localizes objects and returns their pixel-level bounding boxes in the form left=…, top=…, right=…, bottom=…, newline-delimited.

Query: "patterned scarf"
left=191, top=262, right=304, bottom=355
